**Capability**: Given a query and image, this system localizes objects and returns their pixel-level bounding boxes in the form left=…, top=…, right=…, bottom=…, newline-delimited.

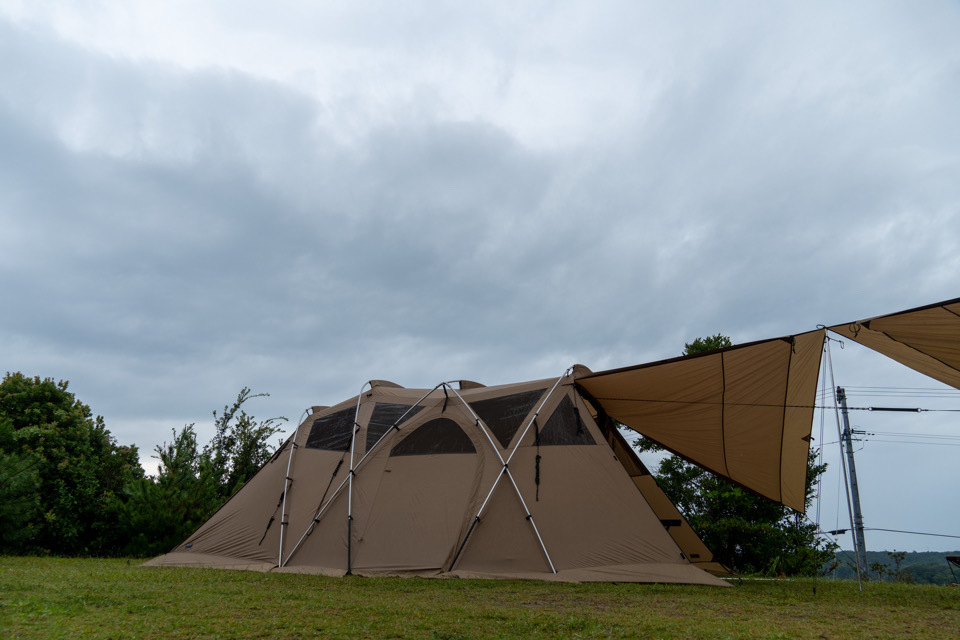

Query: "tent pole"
left=448, top=469, right=506, bottom=571
left=444, top=373, right=569, bottom=574
left=277, top=431, right=299, bottom=567
left=504, top=467, right=556, bottom=573
left=345, top=382, right=370, bottom=575
left=443, top=382, right=508, bottom=462
left=281, top=384, right=443, bottom=567
left=504, top=369, right=571, bottom=467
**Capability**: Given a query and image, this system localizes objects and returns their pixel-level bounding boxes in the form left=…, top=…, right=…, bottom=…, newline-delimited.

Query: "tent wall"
left=597, top=417, right=730, bottom=576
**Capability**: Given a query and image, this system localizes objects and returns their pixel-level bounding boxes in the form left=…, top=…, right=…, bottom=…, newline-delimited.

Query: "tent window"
left=304, top=408, right=355, bottom=451
left=366, top=403, right=424, bottom=452
left=539, top=395, right=595, bottom=446
left=389, top=418, right=477, bottom=456
left=468, top=388, right=546, bottom=449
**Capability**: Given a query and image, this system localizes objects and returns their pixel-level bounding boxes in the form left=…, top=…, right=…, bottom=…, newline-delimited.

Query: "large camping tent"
left=146, top=297, right=960, bottom=584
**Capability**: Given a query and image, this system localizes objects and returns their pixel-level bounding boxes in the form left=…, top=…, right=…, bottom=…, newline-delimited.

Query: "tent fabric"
left=828, top=297, right=960, bottom=391
left=575, top=329, right=825, bottom=512
left=598, top=423, right=730, bottom=576
left=146, top=375, right=728, bottom=585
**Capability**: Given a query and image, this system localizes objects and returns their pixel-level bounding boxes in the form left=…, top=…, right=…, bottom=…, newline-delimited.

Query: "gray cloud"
left=2, top=5, right=959, bottom=550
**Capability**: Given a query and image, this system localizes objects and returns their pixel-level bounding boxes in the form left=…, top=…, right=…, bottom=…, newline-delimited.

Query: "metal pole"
left=825, top=342, right=862, bottom=591
left=838, top=386, right=869, bottom=581
left=282, top=384, right=442, bottom=567
left=345, top=382, right=370, bottom=575
left=277, top=434, right=298, bottom=566
left=444, top=376, right=567, bottom=573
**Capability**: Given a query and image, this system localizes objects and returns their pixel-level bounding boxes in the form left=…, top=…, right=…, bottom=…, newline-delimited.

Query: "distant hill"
left=825, top=550, right=960, bottom=585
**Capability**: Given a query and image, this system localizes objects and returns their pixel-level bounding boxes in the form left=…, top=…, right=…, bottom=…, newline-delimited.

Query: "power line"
left=595, top=395, right=960, bottom=413
left=862, top=528, right=960, bottom=541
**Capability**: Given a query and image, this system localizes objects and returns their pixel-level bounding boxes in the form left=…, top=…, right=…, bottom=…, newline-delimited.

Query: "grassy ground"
left=1, top=557, right=958, bottom=639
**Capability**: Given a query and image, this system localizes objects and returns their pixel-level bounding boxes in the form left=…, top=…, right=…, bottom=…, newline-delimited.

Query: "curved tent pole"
left=345, top=381, right=371, bottom=575
left=281, top=384, right=443, bottom=568
left=277, top=426, right=300, bottom=566
left=446, top=371, right=570, bottom=573
left=442, top=382, right=506, bottom=464
left=503, top=463, right=556, bottom=573
left=505, top=368, right=572, bottom=467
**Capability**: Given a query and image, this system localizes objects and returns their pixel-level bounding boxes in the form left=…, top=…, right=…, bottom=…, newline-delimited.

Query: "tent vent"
left=468, top=388, right=546, bottom=448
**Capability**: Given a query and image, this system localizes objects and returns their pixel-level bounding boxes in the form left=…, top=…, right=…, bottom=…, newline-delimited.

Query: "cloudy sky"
left=2, top=1, right=958, bottom=553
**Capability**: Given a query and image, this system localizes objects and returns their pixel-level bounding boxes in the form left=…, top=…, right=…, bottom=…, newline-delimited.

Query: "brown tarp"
left=575, top=330, right=825, bottom=512
left=828, top=297, right=960, bottom=391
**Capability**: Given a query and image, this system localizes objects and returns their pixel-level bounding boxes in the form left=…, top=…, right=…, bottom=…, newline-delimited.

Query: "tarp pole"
left=825, top=340, right=863, bottom=591
left=281, top=384, right=443, bottom=567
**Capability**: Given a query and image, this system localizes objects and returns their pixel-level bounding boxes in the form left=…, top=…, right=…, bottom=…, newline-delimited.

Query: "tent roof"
left=828, top=297, right=960, bottom=391
left=575, top=329, right=825, bottom=512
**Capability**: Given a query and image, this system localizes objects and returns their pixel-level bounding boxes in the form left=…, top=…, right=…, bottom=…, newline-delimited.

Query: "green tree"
left=0, top=372, right=141, bottom=555
left=634, top=337, right=836, bottom=576
left=118, top=388, right=286, bottom=556
left=118, top=425, right=223, bottom=556
left=205, top=387, right=287, bottom=499
left=0, top=450, right=41, bottom=551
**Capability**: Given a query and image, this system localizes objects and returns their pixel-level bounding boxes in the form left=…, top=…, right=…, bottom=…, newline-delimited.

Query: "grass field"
left=1, top=557, right=958, bottom=639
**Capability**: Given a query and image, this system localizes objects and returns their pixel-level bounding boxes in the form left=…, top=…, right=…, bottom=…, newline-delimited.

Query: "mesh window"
left=539, top=395, right=595, bottom=446
left=366, top=403, right=424, bottom=451
left=304, top=408, right=355, bottom=451
left=389, top=418, right=477, bottom=456
left=468, top=388, right=546, bottom=449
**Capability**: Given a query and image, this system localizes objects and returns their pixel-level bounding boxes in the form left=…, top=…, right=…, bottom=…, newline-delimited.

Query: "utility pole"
left=837, top=386, right=868, bottom=580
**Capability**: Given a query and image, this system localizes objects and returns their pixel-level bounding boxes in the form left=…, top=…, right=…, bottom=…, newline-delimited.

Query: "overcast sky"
left=2, top=2, right=958, bottom=553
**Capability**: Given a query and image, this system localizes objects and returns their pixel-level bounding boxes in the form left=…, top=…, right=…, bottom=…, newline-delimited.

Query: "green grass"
left=1, top=557, right=958, bottom=639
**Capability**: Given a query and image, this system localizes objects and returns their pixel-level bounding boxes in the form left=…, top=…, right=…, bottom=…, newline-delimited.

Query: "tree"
left=117, top=388, right=286, bottom=556
left=205, top=387, right=287, bottom=499
left=0, top=450, right=41, bottom=550
left=0, top=372, right=141, bottom=554
left=118, top=425, right=223, bottom=556
left=633, top=337, right=837, bottom=576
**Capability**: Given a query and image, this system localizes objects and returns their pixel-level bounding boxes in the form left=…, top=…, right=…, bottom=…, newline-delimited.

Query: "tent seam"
left=778, top=338, right=794, bottom=505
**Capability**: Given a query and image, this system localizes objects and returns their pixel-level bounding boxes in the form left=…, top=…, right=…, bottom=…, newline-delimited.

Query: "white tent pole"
left=345, top=381, right=370, bottom=575
left=505, top=368, right=571, bottom=467
left=443, top=382, right=507, bottom=465
left=503, top=466, right=556, bottom=573
left=277, top=429, right=299, bottom=566
left=444, top=372, right=570, bottom=574
left=281, top=384, right=443, bottom=567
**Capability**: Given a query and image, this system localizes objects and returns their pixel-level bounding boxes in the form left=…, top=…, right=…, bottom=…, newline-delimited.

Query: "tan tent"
left=146, top=334, right=826, bottom=585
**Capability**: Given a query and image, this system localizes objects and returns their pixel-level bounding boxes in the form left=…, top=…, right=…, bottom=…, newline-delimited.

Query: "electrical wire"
left=862, top=528, right=960, bottom=540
